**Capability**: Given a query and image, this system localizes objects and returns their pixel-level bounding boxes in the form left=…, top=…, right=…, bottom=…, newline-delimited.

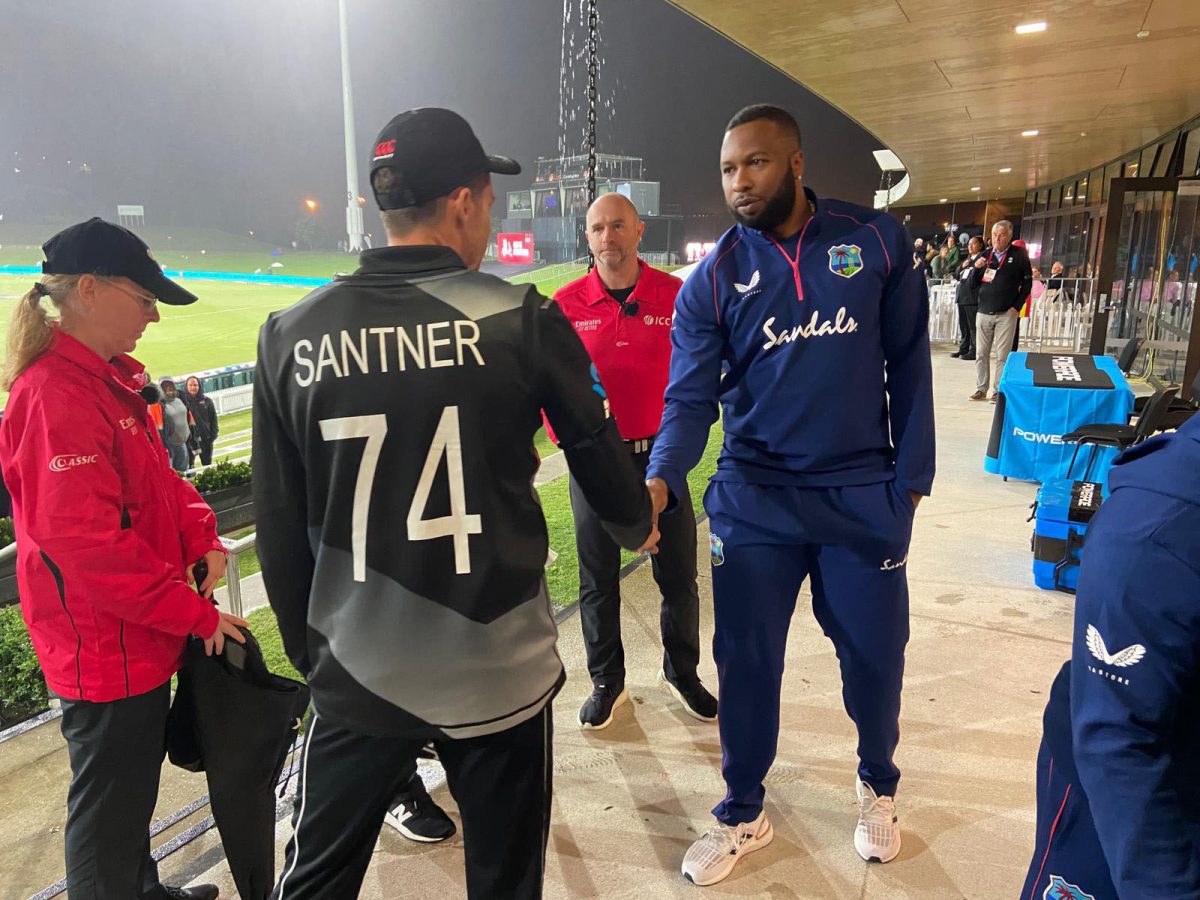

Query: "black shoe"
left=960, top=354, right=976, bottom=360
left=384, top=774, right=457, bottom=843
left=579, top=680, right=629, bottom=730
left=659, top=671, right=719, bottom=722
left=950, top=351, right=962, bottom=358
left=161, top=885, right=219, bottom=900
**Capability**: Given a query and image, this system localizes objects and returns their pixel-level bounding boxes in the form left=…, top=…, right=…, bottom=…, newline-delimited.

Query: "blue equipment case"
left=1030, top=480, right=1104, bottom=593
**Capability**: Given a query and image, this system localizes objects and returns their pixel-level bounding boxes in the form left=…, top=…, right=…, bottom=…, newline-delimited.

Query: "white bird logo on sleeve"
left=1086, top=625, right=1146, bottom=668
left=734, top=270, right=760, bottom=294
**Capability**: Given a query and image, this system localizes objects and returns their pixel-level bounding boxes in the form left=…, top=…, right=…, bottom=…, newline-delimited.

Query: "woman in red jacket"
left=0, top=219, right=246, bottom=900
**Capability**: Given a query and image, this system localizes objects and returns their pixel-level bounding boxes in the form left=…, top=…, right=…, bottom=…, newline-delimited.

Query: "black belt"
left=625, top=436, right=654, bottom=453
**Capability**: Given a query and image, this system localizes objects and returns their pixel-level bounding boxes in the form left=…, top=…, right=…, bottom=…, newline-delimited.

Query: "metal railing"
left=219, top=531, right=257, bottom=617
left=928, top=277, right=1096, bottom=351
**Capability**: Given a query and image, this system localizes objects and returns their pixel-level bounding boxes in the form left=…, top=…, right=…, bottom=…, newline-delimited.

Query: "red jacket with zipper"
left=0, top=332, right=222, bottom=702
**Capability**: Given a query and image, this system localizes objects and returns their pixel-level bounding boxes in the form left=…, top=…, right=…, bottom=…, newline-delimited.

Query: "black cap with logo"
left=41, top=218, right=198, bottom=305
left=369, top=107, right=521, bottom=210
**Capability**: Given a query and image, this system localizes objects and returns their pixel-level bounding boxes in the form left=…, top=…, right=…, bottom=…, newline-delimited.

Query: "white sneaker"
left=854, top=778, right=901, bottom=863
left=681, top=810, right=773, bottom=886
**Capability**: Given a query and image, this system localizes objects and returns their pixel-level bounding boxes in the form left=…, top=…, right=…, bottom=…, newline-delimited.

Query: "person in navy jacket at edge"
left=1022, top=413, right=1200, bottom=900
left=645, top=104, right=934, bottom=886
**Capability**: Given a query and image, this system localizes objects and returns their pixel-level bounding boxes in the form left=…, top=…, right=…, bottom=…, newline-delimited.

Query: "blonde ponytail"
left=3, top=275, right=80, bottom=390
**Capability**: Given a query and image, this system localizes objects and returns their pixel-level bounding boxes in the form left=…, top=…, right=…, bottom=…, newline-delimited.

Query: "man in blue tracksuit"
left=1023, top=413, right=1200, bottom=900
left=646, top=104, right=935, bottom=886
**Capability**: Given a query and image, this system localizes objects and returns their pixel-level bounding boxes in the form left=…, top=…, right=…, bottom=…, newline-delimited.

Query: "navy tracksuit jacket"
left=1025, top=413, right=1200, bottom=899
left=648, top=189, right=935, bottom=824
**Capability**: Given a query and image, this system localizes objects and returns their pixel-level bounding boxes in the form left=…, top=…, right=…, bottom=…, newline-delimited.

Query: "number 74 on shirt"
left=319, top=406, right=482, bottom=581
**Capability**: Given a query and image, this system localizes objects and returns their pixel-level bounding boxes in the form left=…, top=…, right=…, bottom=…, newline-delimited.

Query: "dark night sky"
left=0, top=0, right=884, bottom=245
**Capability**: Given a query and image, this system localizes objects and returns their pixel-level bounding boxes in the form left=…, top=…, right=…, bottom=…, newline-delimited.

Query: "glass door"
left=1093, top=177, right=1200, bottom=398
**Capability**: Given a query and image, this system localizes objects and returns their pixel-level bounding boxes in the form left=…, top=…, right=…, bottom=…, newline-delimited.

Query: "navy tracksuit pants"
left=1022, top=663, right=1117, bottom=900
left=704, top=479, right=913, bottom=826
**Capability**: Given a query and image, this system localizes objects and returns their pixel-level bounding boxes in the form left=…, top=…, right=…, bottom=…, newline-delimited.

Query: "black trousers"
left=957, top=303, right=978, bottom=356
left=58, top=681, right=172, bottom=900
left=568, top=447, right=700, bottom=686
left=193, top=436, right=214, bottom=467
left=272, top=705, right=553, bottom=900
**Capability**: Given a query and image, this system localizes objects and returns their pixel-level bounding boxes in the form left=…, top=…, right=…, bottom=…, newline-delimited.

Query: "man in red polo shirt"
left=552, top=192, right=718, bottom=729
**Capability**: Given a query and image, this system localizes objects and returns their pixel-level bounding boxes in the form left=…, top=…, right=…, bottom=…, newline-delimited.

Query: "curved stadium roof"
left=667, top=0, right=1200, bottom=204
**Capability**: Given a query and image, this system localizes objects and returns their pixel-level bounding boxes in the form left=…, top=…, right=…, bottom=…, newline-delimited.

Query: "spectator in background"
left=930, top=245, right=950, bottom=281
left=952, top=235, right=984, bottom=360
left=913, top=238, right=930, bottom=281
left=1046, top=261, right=1074, bottom=304
left=943, top=234, right=961, bottom=273
left=182, top=376, right=219, bottom=468
left=970, top=220, right=1031, bottom=402
left=159, top=379, right=192, bottom=472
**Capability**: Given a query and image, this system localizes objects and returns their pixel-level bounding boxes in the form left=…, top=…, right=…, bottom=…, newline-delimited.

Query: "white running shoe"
left=681, top=810, right=773, bottom=886
left=854, top=778, right=901, bottom=863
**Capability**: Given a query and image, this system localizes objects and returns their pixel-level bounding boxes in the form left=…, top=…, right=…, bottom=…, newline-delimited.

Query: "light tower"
left=339, top=0, right=366, bottom=253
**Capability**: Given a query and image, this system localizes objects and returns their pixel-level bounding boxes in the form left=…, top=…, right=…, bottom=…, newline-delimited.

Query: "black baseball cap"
left=41, top=218, right=198, bottom=306
left=369, top=107, right=521, bottom=210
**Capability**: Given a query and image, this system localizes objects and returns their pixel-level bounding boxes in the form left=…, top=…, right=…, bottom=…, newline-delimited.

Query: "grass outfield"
left=0, top=274, right=308, bottom=391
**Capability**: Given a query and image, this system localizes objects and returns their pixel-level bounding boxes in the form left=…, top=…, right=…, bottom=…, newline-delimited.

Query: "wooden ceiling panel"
left=668, top=0, right=1200, bottom=203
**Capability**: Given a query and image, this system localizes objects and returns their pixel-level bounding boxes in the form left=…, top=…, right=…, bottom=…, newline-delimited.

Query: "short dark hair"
left=374, top=169, right=490, bottom=236
left=725, top=104, right=802, bottom=149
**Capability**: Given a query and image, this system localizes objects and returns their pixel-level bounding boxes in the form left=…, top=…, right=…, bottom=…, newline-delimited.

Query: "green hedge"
left=0, top=604, right=48, bottom=729
left=0, top=517, right=13, bottom=548
left=190, top=459, right=252, bottom=493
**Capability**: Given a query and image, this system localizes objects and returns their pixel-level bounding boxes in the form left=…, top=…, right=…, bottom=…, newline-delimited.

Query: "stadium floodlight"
left=305, top=198, right=319, bottom=211
left=339, top=0, right=366, bottom=253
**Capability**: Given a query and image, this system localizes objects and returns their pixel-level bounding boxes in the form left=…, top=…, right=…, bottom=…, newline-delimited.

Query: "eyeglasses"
left=103, top=278, right=158, bottom=311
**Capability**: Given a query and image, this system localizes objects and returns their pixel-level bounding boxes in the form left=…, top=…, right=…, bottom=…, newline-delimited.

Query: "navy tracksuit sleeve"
left=880, top=232, right=935, bottom=497
left=646, top=268, right=723, bottom=507
left=1070, top=540, right=1200, bottom=897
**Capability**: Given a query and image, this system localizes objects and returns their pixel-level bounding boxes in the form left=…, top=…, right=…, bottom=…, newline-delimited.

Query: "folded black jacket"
left=167, top=627, right=310, bottom=900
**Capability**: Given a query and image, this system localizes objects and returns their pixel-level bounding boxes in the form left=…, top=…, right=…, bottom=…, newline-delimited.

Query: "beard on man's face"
left=728, top=170, right=796, bottom=232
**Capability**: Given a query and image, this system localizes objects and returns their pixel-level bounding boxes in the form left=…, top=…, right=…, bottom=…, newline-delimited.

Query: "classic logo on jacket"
left=1043, top=875, right=1095, bottom=900
left=49, top=454, right=98, bottom=472
left=828, top=244, right=863, bottom=278
left=761, top=310, right=858, bottom=350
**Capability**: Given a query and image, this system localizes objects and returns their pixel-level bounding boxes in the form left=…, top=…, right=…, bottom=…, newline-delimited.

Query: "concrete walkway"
left=3, top=345, right=1074, bottom=898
